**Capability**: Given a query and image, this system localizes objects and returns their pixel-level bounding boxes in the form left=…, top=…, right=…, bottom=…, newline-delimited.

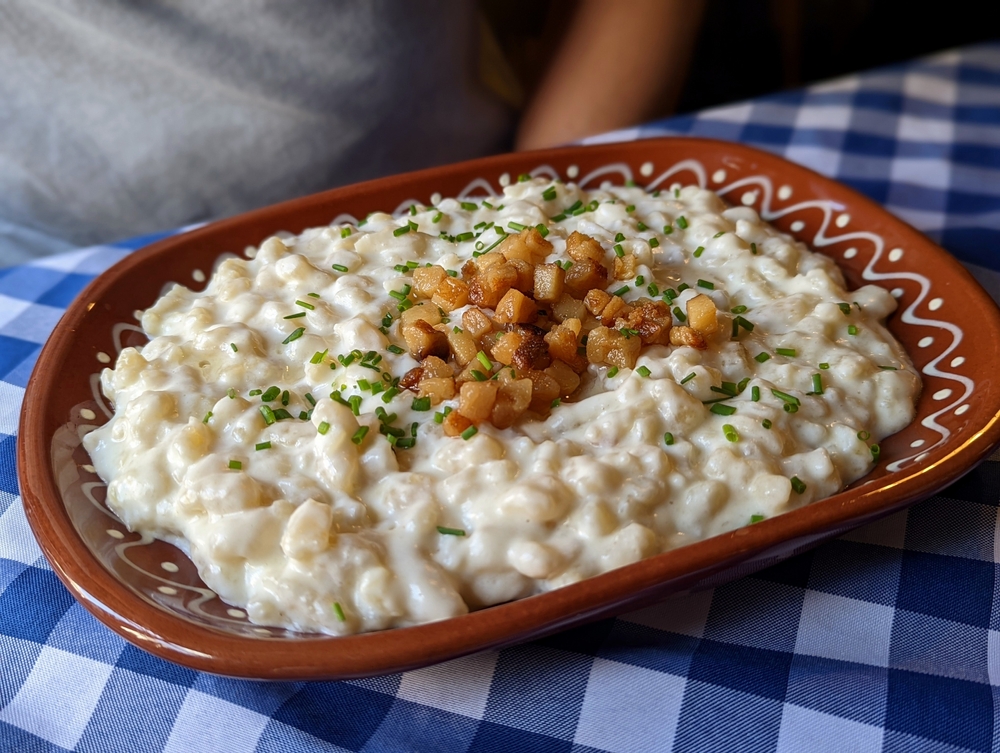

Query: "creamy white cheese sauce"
left=83, top=180, right=919, bottom=634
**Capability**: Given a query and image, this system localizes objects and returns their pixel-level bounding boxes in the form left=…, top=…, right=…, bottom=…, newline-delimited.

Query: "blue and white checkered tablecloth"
left=4, top=41, right=1000, bottom=753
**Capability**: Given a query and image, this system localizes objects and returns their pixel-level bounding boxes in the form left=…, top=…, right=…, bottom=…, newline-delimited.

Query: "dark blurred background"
left=484, top=0, right=994, bottom=120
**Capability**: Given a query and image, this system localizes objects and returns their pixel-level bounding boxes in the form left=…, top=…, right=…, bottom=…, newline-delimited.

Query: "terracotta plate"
left=18, top=138, right=1000, bottom=680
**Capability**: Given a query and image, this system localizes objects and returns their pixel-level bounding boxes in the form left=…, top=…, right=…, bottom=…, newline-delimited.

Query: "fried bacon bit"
left=394, top=228, right=725, bottom=433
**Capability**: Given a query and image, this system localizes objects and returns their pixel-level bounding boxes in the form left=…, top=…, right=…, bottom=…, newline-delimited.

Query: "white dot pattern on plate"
left=161, top=562, right=179, bottom=573
left=836, top=214, right=851, bottom=228
left=929, top=297, right=943, bottom=311
left=933, top=389, right=953, bottom=400
left=192, top=269, right=206, bottom=283
left=227, top=609, right=247, bottom=619
left=566, top=165, right=579, bottom=178
left=498, top=173, right=510, bottom=187
left=741, top=191, right=757, bottom=206
left=777, top=185, right=792, bottom=200
left=918, top=336, right=934, bottom=348
left=956, top=404, right=970, bottom=415
left=79, top=408, right=96, bottom=420
left=843, top=247, right=857, bottom=259
left=640, top=162, right=654, bottom=177
left=600, top=180, right=613, bottom=190
left=951, top=356, right=965, bottom=367
left=712, top=169, right=727, bottom=183
left=96, top=352, right=111, bottom=364
left=82, top=464, right=95, bottom=473
left=915, top=453, right=929, bottom=463
left=430, top=192, right=442, bottom=206
left=891, top=288, right=904, bottom=298
left=253, top=628, right=272, bottom=635
left=158, top=586, right=178, bottom=595
left=107, top=529, right=124, bottom=540
left=910, top=439, right=925, bottom=448
left=888, top=248, right=904, bottom=262
left=790, top=220, right=805, bottom=232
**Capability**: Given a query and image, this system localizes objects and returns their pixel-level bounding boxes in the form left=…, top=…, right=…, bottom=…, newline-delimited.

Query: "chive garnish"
left=676, top=216, right=688, bottom=229
left=393, top=225, right=411, bottom=237
left=647, top=283, right=660, bottom=297
left=437, top=526, right=466, bottom=536
left=381, top=387, right=400, bottom=403
left=543, top=186, right=557, bottom=201
left=283, top=327, right=305, bottom=344
left=663, top=224, right=674, bottom=235
left=432, top=211, right=443, bottom=223
left=551, top=398, right=561, bottom=409
left=351, top=426, right=368, bottom=444
left=637, top=221, right=647, bottom=231
left=536, top=224, right=549, bottom=238
left=461, top=201, right=478, bottom=211
left=476, top=351, right=492, bottom=371
left=731, top=305, right=747, bottom=314
left=848, top=325, right=859, bottom=336
left=838, top=303, right=852, bottom=316
left=857, top=430, right=871, bottom=441
left=249, top=389, right=262, bottom=397
left=461, top=426, right=478, bottom=440
left=693, top=246, right=704, bottom=258
left=272, top=409, right=292, bottom=420
left=255, top=441, right=271, bottom=451
left=755, top=352, right=771, bottom=363
left=331, top=263, right=349, bottom=272
left=771, top=389, right=800, bottom=406
left=228, top=460, right=242, bottom=470
left=750, top=514, right=765, bottom=523
left=711, top=404, right=737, bottom=416
left=315, top=421, right=330, bottom=436
left=310, top=349, right=328, bottom=364
left=607, top=366, right=619, bottom=378
left=819, top=362, right=830, bottom=370
left=677, top=283, right=690, bottom=293
left=412, top=396, right=431, bottom=411
left=333, top=602, right=346, bottom=621
left=229, top=343, right=238, bottom=353
left=810, top=374, right=824, bottom=394
left=776, top=348, right=797, bottom=357
left=673, top=306, right=686, bottom=322
left=790, top=476, right=806, bottom=494
left=203, top=411, right=213, bottom=423
left=613, top=286, right=630, bottom=297
left=637, top=365, right=652, bottom=378
left=680, top=372, right=696, bottom=384
left=615, top=233, right=626, bottom=243
left=387, top=344, right=405, bottom=354
left=697, top=279, right=714, bottom=289
left=614, top=244, right=625, bottom=258
left=713, top=231, right=725, bottom=238
left=228, top=388, right=236, bottom=399
left=341, top=227, right=352, bottom=238
left=751, top=385, right=760, bottom=402
left=649, top=238, right=660, bottom=248
left=348, top=395, right=362, bottom=416
left=664, top=432, right=674, bottom=445
left=723, top=424, right=739, bottom=442
left=635, top=275, right=645, bottom=286
left=261, top=386, right=280, bottom=402
left=295, top=300, right=315, bottom=310
left=284, top=312, right=306, bottom=320
left=281, top=390, right=290, bottom=406
left=870, top=444, right=881, bottom=461
left=625, top=204, right=635, bottom=213
left=750, top=243, right=758, bottom=255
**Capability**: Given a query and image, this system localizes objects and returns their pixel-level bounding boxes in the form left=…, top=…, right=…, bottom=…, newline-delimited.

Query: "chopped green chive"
left=649, top=238, right=660, bottom=248
left=663, top=224, right=674, bottom=235
left=755, top=352, right=771, bottom=363
left=351, top=426, right=368, bottom=444
left=750, top=242, right=758, bottom=255
left=870, top=444, right=881, bottom=461
left=664, top=432, right=674, bottom=445
left=203, top=411, right=213, bottom=424
left=381, top=386, right=400, bottom=403
left=331, top=263, right=349, bottom=272
left=838, top=302, right=852, bottom=316
left=776, top=348, right=797, bottom=357
left=228, top=388, right=236, bottom=399
left=281, top=390, right=290, bottom=406
left=432, top=211, right=443, bottom=223
left=255, top=441, right=271, bottom=451
left=637, top=221, right=647, bottom=231
left=387, top=344, right=405, bottom=355
left=771, top=389, right=800, bottom=406
left=810, top=374, right=824, bottom=394
left=711, top=404, right=737, bottom=416
left=283, top=327, right=305, bottom=344
left=542, top=186, right=557, bottom=201
left=310, top=349, right=328, bottom=364
left=249, top=389, right=262, bottom=397
left=615, top=233, right=626, bottom=243
left=790, top=476, right=807, bottom=494
left=317, top=421, right=331, bottom=435
left=261, top=386, right=280, bottom=402
left=607, top=366, right=619, bottom=378
left=340, top=227, right=352, bottom=238
left=437, top=526, right=466, bottom=536
left=635, top=275, right=645, bottom=286
left=393, top=225, right=411, bottom=237
left=295, top=300, right=315, bottom=310
left=676, top=216, right=688, bottom=229
left=460, top=201, right=478, bottom=211
left=713, top=231, right=725, bottom=238
left=348, top=395, right=362, bottom=416
left=614, top=244, right=625, bottom=258
left=677, top=283, right=690, bottom=293
left=333, top=602, right=346, bottom=621
left=647, top=283, right=660, bottom=297
left=735, top=316, right=754, bottom=332
left=637, top=365, right=652, bottom=378
left=762, top=418, right=772, bottom=429
left=751, top=385, right=760, bottom=402
left=672, top=306, right=686, bottom=322
left=229, top=342, right=238, bottom=352
left=625, top=204, right=635, bottom=213
left=228, top=460, right=242, bottom=470
left=284, top=312, right=306, bottom=319
left=476, top=351, right=492, bottom=371
left=305, top=393, right=316, bottom=406
left=731, top=305, right=747, bottom=314
left=412, top=396, right=431, bottom=411
left=848, top=325, right=859, bottom=336
left=750, top=514, right=765, bottom=523
left=857, top=430, right=871, bottom=441
left=518, top=173, right=531, bottom=182
left=680, top=372, right=696, bottom=385
left=613, top=286, right=630, bottom=297
left=551, top=398, right=561, bottom=409
left=693, top=246, right=704, bottom=258
left=819, top=362, right=830, bottom=370
left=723, top=424, right=739, bottom=442
left=697, top=279, right=714, bottom=289
left=461, top=425, right=478, bottom=440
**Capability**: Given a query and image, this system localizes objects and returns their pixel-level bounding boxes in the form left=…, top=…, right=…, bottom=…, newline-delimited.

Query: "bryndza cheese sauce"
left=83, top=179, right=919, bottom=635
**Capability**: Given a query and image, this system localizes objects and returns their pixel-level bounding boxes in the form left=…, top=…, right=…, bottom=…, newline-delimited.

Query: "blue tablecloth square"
left=673, top=681, right=783, bottom=753
left=362, top=699, right=479, bottom=753
left=0, top=636, right=44, bottom=708
left=0, top=567, right=75, bottom=644
left=786, top=654, right=888, bottom=726
left=482, top=646, right=589, bottom=740
left=896, top=550, right=994, bottom=628
left=0, top=338, right=42, bottom=390
left=752, top=550, right=817, bottom=589
left=534, top=617, right=614, bottom=657
left=805, top=539, right=903, bottom=606
left=471, top=721, right=573, bottom=753
left=594, top=620, right=699, bottom=677
left=687, top=640, right=793, bottom=701
left=703, top=580, right=804, bottom=653
left=45, top=604, right=125, bottom=665
left=272, top=682, right=396, bottom=750
left=885, top=668, right=993, bottom=751
left=888, top=609, right=989, bottom=683
left=190, top=675, right=303, bottom=718
left=0, top=720, right=65, bottom=753
left=904, top=497, right=997, bottom=561
left=115, top=643, right=198, bottom=690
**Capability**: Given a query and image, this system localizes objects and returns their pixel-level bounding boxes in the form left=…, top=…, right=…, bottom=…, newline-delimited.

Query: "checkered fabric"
left=3, top=42, right=1000, bottom=753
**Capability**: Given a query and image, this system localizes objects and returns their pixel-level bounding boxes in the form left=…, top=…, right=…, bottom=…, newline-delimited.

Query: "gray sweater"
left=0, top=0, right=513, bottom=264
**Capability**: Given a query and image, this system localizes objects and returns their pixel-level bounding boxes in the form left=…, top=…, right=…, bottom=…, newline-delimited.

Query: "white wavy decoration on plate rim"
left=72, top=156, right=966, bottom=632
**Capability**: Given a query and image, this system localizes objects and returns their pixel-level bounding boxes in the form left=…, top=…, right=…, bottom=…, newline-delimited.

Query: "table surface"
left=3, top=41, right=1000, bottom=753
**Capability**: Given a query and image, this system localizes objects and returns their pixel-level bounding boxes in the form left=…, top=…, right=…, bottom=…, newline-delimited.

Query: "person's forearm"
left=516, top=0, right=705, bottom=150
